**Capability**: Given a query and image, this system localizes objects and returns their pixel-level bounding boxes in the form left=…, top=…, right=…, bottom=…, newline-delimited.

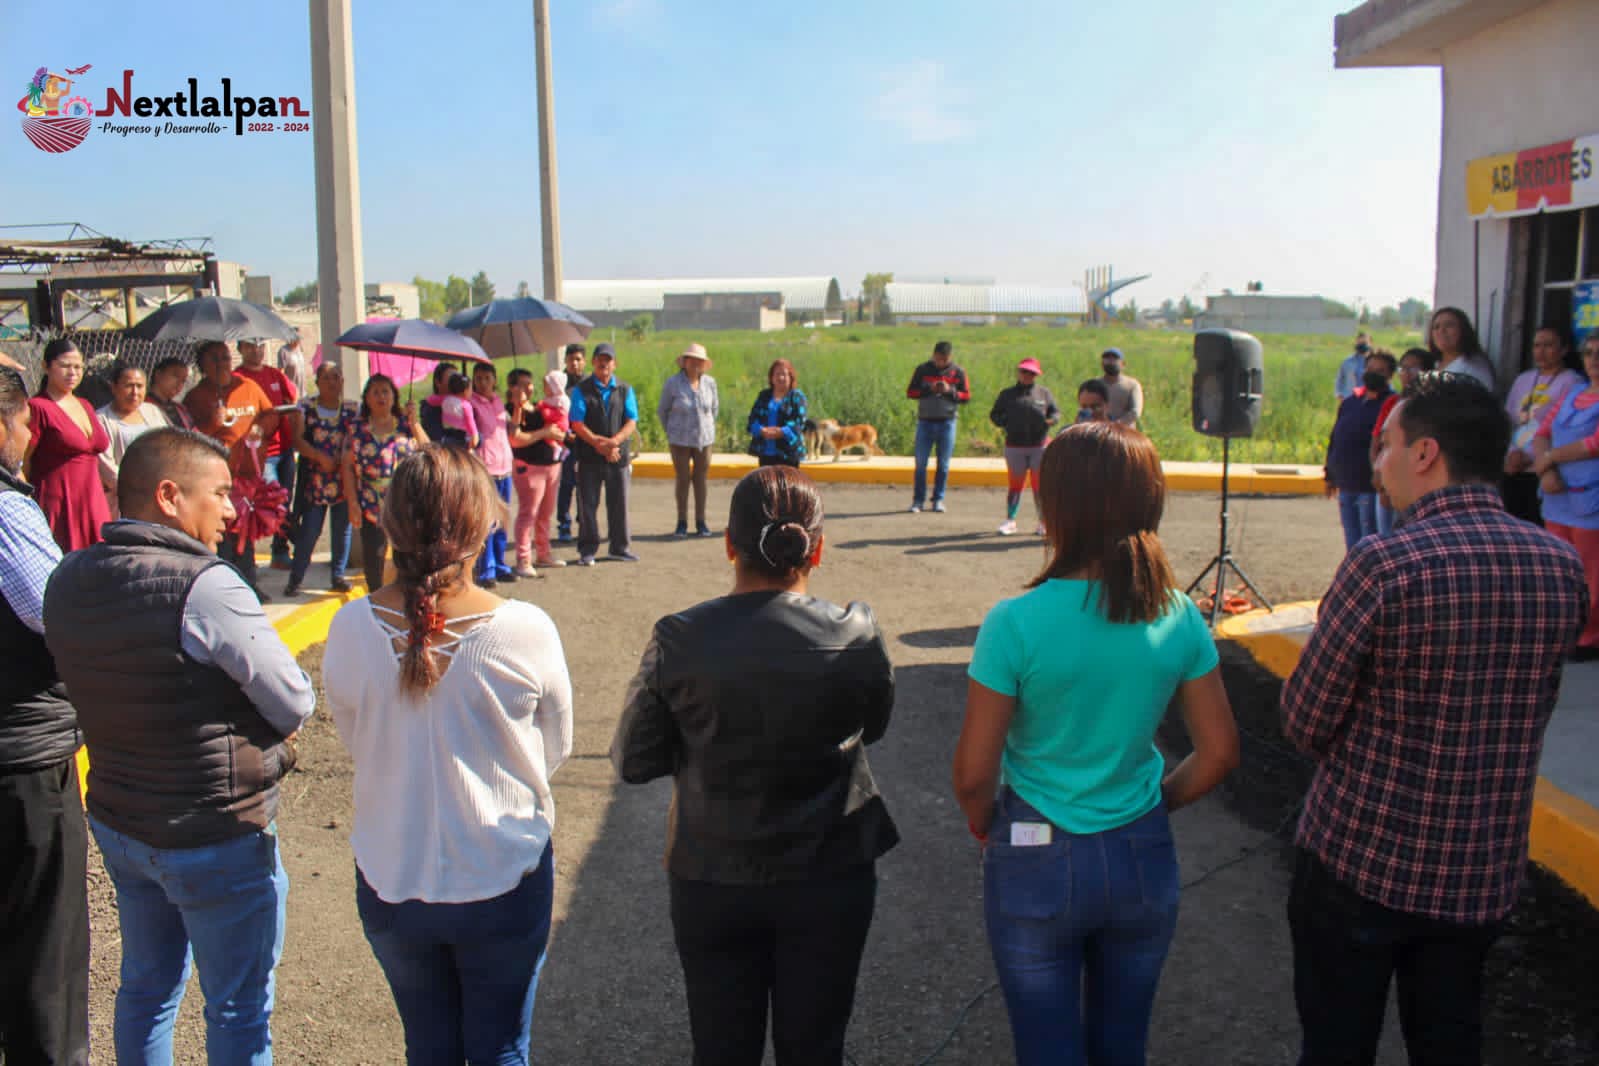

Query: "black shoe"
left=696, top=523, right=714, bottom=537
left=555, top=529, right=573, bottom=544
left=479, top=577, right=498, bottom=589
left=1570, top=645, right=1599, bottom=663
left=673, top=521, right=688, bottom=538
left=253, top=586, right=273, bottom=604
left=284, top=580, right=302, bottom=597
left=330, top=578, right=352, bottom=593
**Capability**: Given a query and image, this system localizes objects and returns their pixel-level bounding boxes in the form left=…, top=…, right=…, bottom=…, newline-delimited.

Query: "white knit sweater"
left=324, top=598, right=573, bottom=904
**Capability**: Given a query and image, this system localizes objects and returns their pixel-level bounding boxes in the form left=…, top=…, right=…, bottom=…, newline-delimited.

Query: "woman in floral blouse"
left=286, top=361, right=359, bottom=596
left=342, top=372, right=429, bottom=591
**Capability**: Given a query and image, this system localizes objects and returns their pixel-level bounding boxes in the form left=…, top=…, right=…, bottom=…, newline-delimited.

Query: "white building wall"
left=1437, top=0, right=1599, bottom=370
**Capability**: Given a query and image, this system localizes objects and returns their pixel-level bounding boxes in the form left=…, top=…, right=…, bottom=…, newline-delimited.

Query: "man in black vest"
left=569, top=343, right=640, bottom=565
left=43, top=427, right=315, bottom=1065
left=0, top=366, right=88, bottom=1066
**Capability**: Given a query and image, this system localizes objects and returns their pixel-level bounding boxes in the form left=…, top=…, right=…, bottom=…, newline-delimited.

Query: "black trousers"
left=556, top=449, right=579, bottom=533
left=0, top=757, right=89, bottom=1066
left=670, top=867, right=876, bottom=1066
left=1501, top=471, right=1543, bottom=526
left=1288, top=848, right=1501, bottom=1066
left=576, top=458, right=631, bottom=558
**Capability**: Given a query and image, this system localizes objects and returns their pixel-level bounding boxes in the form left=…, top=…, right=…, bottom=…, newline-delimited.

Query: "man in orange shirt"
left=185, top=341, right=279, bottom=599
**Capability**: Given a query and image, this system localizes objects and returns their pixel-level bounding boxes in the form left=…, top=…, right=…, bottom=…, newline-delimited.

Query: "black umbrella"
left=445, top=297, right=593, bottom=363
left=129, top=296, right=297, bottom=343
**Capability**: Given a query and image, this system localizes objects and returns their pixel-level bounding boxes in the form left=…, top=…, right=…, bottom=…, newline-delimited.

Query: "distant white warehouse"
left=564, top=277, right=842, bottom=331
left=1195, top=294, right=1360, bottom=336
left=885, top=282, right=1087, bottom=326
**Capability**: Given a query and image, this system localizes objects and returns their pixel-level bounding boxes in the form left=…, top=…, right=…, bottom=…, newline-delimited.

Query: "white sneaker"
left=997, top=519, right=1017, bottom=536
left=907, top=503, right=923, bottom=513
left=1034, top=522, right=1046, bottom=536
left=931, top=500, right=947, bottom=513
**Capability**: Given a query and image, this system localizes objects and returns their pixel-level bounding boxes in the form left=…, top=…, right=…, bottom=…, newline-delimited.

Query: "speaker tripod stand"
left=1184, top=436, right=1273, bottom=627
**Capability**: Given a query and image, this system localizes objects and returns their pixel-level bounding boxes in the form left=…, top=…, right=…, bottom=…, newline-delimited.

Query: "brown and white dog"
left=804, top=418, right=885, bottom=461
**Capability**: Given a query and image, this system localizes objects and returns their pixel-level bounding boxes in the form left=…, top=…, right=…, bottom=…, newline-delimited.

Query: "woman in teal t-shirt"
left=953, top=422, right=1239, bottom=1066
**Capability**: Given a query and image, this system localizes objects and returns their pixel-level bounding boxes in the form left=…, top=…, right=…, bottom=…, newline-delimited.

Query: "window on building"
left=1528, top=206, right=1596, bottom=342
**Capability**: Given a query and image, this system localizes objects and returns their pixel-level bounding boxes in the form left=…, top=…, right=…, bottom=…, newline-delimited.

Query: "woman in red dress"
left=26, top=339, right=111, bottom=551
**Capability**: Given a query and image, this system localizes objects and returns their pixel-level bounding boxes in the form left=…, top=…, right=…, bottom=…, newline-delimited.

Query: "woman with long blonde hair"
left=324, top=444, right=573, bottom=1064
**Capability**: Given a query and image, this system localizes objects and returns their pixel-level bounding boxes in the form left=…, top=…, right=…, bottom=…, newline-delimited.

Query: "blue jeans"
left=90, top=818, right=289, bottom=1066
left=913, top=418, right=957, bottom=505
left=983, top=789, right=1179, bottom=1066
left=1338, top=491, right=1378, bottom=550
left=356, top=844, right=554, bottom=1066
left=1375, top=498, right=1396, bottom=536
left=289, top=500, right=351, bottom=586
left=476, top=476, right=513, bottom=581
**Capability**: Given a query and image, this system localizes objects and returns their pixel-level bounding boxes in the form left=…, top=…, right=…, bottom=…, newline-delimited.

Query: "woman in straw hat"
left=657, top=342, right=720, bottom=537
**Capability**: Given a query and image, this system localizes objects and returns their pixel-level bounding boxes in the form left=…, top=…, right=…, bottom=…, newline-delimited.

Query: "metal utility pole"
left=310, top=0, right=367, bottom=401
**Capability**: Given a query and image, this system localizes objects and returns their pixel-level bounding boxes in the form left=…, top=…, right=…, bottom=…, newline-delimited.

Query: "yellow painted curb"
left=1214, top=601, right=1318, bottom=680
left=1531, top=780, right=1599, bottom=909
left=627, top=453, right=1324, bottom=495
left=273, top=586, right=367, bottom=657
left=75, top=585, right=364, bottom=804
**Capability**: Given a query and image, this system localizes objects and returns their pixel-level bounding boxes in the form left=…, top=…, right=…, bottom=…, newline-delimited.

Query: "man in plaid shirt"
left=1283, top=372, right=1586, bottom=1066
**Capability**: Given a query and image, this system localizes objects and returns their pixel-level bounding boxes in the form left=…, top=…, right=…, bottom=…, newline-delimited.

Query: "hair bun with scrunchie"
left=758, top=520, right=811, bottom=570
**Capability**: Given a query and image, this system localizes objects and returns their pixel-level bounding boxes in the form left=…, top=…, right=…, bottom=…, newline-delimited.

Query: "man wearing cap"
left=905, top=339, right=971, bottom=513
left=569, top=343, right=639, bottom=565
left=989, top=357, right=1059, bottom=535
left=1098, top=348, right=1143, bottom=428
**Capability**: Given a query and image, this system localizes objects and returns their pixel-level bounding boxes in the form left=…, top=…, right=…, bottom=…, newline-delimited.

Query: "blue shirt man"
left=1335, top=333, right=1373, bottom=400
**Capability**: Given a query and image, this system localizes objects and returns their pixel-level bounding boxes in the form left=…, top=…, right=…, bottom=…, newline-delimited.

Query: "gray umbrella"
left=129, top=296, right=297, bottom=343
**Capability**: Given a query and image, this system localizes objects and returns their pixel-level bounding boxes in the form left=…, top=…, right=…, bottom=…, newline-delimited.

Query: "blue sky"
left=6, top=1, right=1442, bottom=310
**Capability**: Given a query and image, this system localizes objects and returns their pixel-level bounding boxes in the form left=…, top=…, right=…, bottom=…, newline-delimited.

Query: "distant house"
left=884, top=282, right=1087, bottom=326
left=1195, top=294, right=1359, bottom=337
left=564, top=277, right=842, bottom=330
left=1334, top=0, right=1599, bottom=377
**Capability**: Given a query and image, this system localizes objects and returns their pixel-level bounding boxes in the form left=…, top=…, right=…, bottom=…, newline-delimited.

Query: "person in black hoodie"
left=1325, top=350, right=1397, bottom=551
left=989, top=356, right=1060, bottom=535
left=0, top=365, right=88, bottom=1066
left=613, top=466, right=897, bottom=1066
left=906, top=339, right=970, bottom=512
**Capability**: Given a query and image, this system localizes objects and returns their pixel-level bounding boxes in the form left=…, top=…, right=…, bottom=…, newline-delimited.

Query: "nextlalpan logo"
left=18, top=64, right=310, bottom=153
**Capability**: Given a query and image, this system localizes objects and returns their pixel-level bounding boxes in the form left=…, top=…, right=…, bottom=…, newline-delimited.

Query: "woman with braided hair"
left=323, top=443, right=573, bottom=1064
left=613, top=465, right=898, bottom=1066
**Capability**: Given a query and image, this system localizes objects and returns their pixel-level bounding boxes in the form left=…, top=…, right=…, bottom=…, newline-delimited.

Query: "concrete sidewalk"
left=1219, top=603, right=1599, bottom=909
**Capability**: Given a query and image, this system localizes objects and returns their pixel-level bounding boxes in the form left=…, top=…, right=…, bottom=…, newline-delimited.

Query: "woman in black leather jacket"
left=612, top=465, right=897, bottom=1066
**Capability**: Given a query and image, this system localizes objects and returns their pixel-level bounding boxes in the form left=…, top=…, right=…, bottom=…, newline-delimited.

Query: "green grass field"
left=483, top=324, right=1425, bottom=465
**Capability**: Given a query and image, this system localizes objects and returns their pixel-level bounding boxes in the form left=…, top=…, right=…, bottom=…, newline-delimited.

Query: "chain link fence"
left=0, top=328, right=202, bottom=407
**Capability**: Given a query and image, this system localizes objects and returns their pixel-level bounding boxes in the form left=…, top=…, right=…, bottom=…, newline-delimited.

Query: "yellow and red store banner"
left=1467, top=133, right=1598, bottom=219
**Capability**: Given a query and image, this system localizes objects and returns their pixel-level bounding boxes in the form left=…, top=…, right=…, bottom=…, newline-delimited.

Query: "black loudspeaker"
left=1192, top=328, right=1264, bottom=438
